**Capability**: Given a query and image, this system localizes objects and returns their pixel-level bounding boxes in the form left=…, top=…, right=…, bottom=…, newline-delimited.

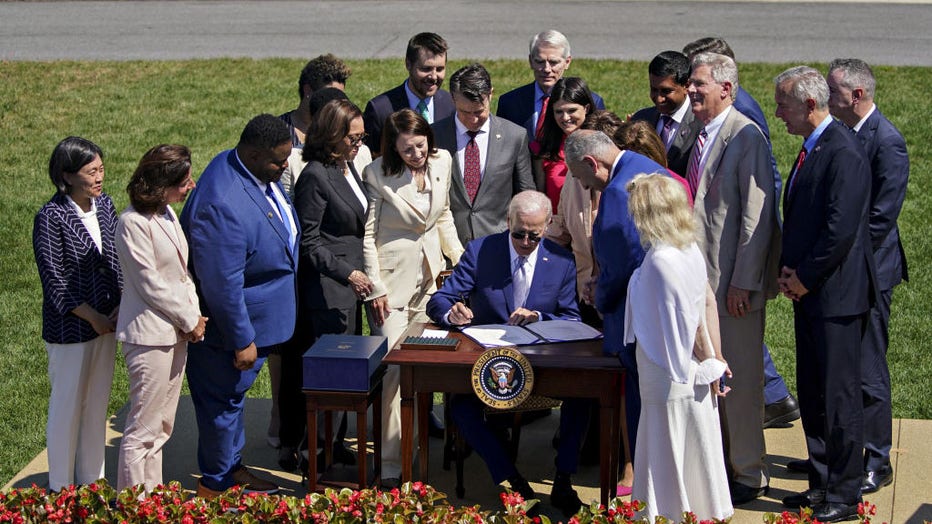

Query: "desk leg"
left=416, top=391, right=431, bottom=481
left=324, top=411, right=333, bottom=468
left=307, top=401, right=319, bottom=493
left=399, top=366, right=414, bottom=483
left=600, top=400, right=614, bottom=506
left=356, top=399, right=367, bottom=489
left=373, top=382, right=382, bottom=484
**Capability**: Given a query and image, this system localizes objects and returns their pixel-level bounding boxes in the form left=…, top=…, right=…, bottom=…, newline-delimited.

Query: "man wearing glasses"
left=426, top=190, right=587, bottom=517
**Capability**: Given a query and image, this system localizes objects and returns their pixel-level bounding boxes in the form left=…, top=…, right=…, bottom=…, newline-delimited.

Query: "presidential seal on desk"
left=471, top=346, right=534, bottom=409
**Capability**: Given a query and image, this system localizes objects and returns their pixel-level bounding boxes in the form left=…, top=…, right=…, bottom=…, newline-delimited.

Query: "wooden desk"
left=383, top=322, right=624, bottom=505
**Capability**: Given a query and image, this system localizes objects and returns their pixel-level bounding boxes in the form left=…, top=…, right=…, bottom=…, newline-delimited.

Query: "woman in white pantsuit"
left=363, top=109, right=464, bottom=484
left=623, top=174, right=734, bottom=522
left=114, top=144, right=206, bottom=493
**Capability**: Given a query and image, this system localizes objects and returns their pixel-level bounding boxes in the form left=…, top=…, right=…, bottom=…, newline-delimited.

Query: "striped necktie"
left=686, top=129, right=708, bottom=198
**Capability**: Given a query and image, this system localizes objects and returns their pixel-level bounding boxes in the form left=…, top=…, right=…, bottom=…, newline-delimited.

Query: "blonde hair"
left=626, top=173, right=696, bottom=249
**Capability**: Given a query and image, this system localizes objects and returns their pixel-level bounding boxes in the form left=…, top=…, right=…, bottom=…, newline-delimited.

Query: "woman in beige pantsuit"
left=115, top=144, right=206, bottom=493
left=362, top=109, right=464, bottom=485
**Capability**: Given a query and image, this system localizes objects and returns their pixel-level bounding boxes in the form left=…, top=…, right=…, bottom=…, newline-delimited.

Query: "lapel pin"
left=496, top=133, right=502, bottom=140
left=542, top=256, right=549, bottom=262
left=267, top=212, right=273, bottom=219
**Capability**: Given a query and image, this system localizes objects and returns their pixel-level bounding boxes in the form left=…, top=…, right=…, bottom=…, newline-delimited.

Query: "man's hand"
left=726, top=286, right=751, bottom=318
left=507, top=307, right=539, bottom=326
left=234, top=342, right=258, bottom=370
left=713, top=363, right=733, bottom=397
left=778, top=266, right=809, bottom=301
left=347, top=270, right=373, bottom=299
left=448, top=302, right=474, bottom=326
left=582, top=275, right=598, bottom=306
left=369, top=295, right=391, bottom=326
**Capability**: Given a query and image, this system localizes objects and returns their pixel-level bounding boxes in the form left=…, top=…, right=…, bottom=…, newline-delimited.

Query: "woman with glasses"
left=362, top=108, right=464, bottom=486
left=114, top=144, right=206, bottom=493
left=278, top=99, right=374, bottom=475
left=33, top=136, right=122, bottom=491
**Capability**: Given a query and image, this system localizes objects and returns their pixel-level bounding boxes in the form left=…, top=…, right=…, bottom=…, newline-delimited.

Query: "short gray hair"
left=564, top=129, right=615, bottom=165
left=508, top=190, right=552, bottom=224
left=775, top=66, right=829, bottom=109
left=828, top=58, right=876, bottom=99
left=529, top=30, right=570, bottom=58
left=691, top=52, right=739, bottom=100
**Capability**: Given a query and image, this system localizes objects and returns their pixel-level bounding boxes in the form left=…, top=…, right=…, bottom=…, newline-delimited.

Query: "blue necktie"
left=265, top=184, right=294, bottom=251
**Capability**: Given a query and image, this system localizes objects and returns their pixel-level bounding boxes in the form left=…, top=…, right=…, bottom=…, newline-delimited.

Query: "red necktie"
left=464, top=131, right=481, bottom=202
left=535, top=95, right=550, bottom=140
left=686, top=129, right=707, bottom=198
left=787, top=147, right=807, bottom=196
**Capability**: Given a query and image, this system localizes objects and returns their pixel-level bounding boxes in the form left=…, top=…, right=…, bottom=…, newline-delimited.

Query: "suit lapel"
left=327, top=165, right=368, bottom=224
left=500, top=234, right=516, bottom=313
left=152, top=207, right=188, bottom=267
left=695, top=111, right=738, bottom=202
left=474, top=117, right=504, bottom=203
left=234, top=162, right=293, bottom=257
left=57, top=194, right=103, bottom=258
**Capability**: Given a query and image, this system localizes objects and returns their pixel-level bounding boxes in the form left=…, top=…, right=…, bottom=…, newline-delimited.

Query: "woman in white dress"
left=623, top=173, right=734, bottom=521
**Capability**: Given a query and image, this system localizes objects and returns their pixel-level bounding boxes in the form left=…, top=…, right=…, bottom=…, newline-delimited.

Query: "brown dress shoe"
left=231, top=466, right=279, bottom=494
left=196, top=480, right=223, bottom=500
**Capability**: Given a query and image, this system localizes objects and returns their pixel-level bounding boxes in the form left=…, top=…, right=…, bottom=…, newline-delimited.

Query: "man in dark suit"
left=827, top=58, right=909, bottom=495
left=362, top=32, right=455, bottom=156
left=775, top=66, right=875, bottom=523
left=630, top=50, right=702, bottom=177
left=564, top=129, right=668, bottom=480
left=180, top=114, right=299, bottom=498
left=686, top=52, right=781, bottom=505
left=427, top=190, right=585, bottom=517
left=497, top=30, right=605, bottom=143
left=684, top=36, right=801, bottom=429
left=432, top=63, right=535, bottom=246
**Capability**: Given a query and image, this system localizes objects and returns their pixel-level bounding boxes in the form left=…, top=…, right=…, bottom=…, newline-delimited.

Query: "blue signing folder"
left=302, top=334, right=388, bottom=392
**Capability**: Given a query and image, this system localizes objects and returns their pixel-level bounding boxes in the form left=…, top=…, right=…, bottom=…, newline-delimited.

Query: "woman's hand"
left=348, top=270, right=373, bottom=299
left=369, top=295, right=391, bottom=326
left=186, top=316, right=208, bottom=343
left=72, top=303, right=116, bottom=335
left=713, top=363, right=733, bottom=397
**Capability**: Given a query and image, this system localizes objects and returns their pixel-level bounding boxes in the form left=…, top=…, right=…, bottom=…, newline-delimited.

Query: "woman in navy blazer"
left=32, top=137, right=122, bottom=491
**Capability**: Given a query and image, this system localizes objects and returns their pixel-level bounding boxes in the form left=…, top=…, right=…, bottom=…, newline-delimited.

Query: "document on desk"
left=462, top=319, right=602, bottom=347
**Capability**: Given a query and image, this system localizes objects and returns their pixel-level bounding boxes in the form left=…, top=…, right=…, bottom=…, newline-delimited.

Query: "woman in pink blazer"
left=115, top=145, right=206, bottom=493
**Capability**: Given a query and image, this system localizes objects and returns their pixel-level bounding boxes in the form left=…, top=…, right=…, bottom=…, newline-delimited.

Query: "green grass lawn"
left=0, top=58, right=928, bottom=486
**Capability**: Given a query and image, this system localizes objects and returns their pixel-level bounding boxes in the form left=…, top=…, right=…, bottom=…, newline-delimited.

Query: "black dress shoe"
left=730, top=482, right=769, bottom=505
left=506, top=475, right=540, bottom=518
left=782, top=488, right=826, bottom=508
left=862, top=464, right=893, bottom=493
left=786, top=458, right=814, bottom=474
left=332, top=441, right=357, bottom=466
left=812, top=501, right=860, bottom=522
left=277, top=446, right=299, bottom=472
left=764, top=394, right=801, bottom=428
left=550, top=472, right=583, bottom=517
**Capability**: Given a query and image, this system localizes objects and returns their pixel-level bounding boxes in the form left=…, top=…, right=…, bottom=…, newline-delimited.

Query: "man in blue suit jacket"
left=362, top=32, right=455, bottom=156
left=827, top=58, right=909, bottom=495
left=775, top=67, right=876, bottom=523
left=180, top=114, right=299, bottom=498
left=564, top=129, right=668, bottom=481
left=496, top=30, right=605, bottom=142
left=427, top=191, right=585, bottom=517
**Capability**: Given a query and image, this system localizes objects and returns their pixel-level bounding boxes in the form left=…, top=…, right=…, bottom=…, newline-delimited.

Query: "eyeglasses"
left=510, top=231, right=542, bottom=243
left=346, top=133, right=368, bottom=146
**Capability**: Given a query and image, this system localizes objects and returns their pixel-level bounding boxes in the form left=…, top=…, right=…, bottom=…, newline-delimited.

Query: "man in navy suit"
left=564, top=129, right=668, bottom=481
left=630, top=50, right=703, bottom=177
left=775, top=66, right=875, bottom=523
left=427, top=191, right=585, bottom=517
left=683, top=36, right=801, bottom=429
left=362, top=32, right=455, bottom=156
left=496, top=30, right=606, bottom=143
left=180, top=114, right=299, bottom=498
left=827, top=58, right=909, bottom=495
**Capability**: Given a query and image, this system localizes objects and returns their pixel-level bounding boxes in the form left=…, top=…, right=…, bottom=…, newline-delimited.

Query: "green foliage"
left=1, top=58, right=929, bottom=488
